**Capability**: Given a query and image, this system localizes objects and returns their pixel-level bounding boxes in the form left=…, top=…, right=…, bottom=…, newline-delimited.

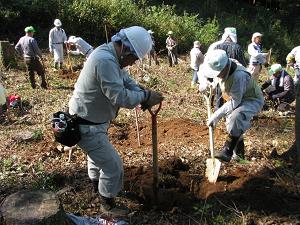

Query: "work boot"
left=232, top=137, right=245, bottom=161
left=100, top=195, right=129, bottom=218
left=59, top=63, right=63, bottom=69
left=215, top=135, right=240, bottom=162
left=54, top=62, right=59, bottom=69
left=92, top=180, right=99, bottom=193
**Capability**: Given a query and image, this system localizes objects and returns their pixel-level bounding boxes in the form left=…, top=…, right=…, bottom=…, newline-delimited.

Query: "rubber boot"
left=232, top=136, right=245, bottom=161
left=40, top=73, right=48, bottom=89
left=59, top=63, right=63, bottom=70
left=215, top=135, right=240, bottom=162
left=92, top=180, right=99, bottom=193
left=100, top=195, right=129, bottom=218
left=29, top=72, right=36, bottom=89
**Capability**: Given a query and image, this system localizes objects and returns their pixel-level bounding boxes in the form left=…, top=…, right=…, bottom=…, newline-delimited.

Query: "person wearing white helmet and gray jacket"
left=247, top=32, right=269, bottom=81
left=49, top=19, right=67, bottom=69
left=198, top=49, right=264, bottom=162
left=68, top=26, right=163, bottom=217
left=67, top=36, right=94, bottom=58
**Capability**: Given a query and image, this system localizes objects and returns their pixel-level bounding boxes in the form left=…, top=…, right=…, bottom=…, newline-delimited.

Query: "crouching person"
left=198, top=49, right=264, bottom=162
left=68, top=26, right=163, bottom=217
left=261, top=64, right=295, bottom=108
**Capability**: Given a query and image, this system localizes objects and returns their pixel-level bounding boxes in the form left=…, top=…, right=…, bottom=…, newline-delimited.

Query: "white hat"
left=199, top=49, right=229, bottom=78
left=167, top=31, right=173, bottom=35
left=148, top=30, right=154, bottom=34
left=193, top=41, right=201, bottom=48
left=223, top=27, right=237, bottom=43
left=123, top=26, right=152, bottom=59
left=269, top=64, right=282, bottom=75
left=54, top=19, right=62, bottom=27
left=68, top=36, right=76, bottom=42
left=252, top=32, right=263, bottom=42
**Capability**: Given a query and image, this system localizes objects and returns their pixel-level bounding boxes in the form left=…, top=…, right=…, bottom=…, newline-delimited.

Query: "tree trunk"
left=0, top=190, right=74, bottom=225
left=295, top=82, right=300, bottom=169
left=0, top=41, right=17, bottom=69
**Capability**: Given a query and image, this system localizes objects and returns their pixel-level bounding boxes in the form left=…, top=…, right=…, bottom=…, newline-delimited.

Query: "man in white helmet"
left=190, top=41, right=204, bottom=88
left=198, top=49, right=264, bottom=162
left=67, top=36, right=94, bottom=58
left=49, top=19, right=67, bottom=69
left=68, top=26, right=163, bottom=217
left=247, top=32, right=269, bottom=81
left=166, top=31, right=178, bottom=67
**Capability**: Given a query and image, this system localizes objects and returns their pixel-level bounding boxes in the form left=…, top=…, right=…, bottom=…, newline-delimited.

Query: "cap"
left=24, top=26, right=36, bottom=33
left=193, top=41, right=201, bottom=48
left=269, top=64, right=282, bottom=75
left=199, top=49, right=229, bottom=78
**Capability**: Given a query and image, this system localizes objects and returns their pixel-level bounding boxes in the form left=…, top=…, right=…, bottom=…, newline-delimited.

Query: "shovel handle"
left=148, top=102, right=162, bottom=116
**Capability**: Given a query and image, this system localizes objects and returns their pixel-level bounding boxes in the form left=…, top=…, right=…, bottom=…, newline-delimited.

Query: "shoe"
left=41, top=84, right=48, bottom=89
left=215, top=135, right=240, bottom=162
left=100, top=196, right=129, bottom=218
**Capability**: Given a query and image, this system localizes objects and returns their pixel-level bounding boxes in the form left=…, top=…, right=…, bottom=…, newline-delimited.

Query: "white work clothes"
left=190, top=47, right=204, bottom=70
left=247, top=42, right=267, bottom=65
left=77, top=122, right=123, bottom=198
left=209, top=64, right=264, bottom=137
left=49, top=27, right=67, bottom=63
left=69, top=42, right=147, bottom=198
left=68, top=37, right=94, bottom=58
left=289, top=46, right=300, bottom=82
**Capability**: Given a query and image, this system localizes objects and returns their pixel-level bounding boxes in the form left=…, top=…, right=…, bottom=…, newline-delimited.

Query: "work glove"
left=271, top=94, right=279, bottom=100
left=141, top=90, right=164, bottom=110
left=207, top=113, right=221, bottom=128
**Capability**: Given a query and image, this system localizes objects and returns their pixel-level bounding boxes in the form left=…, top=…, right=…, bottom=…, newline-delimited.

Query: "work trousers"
left=24, top=57, right=46, bottom=89
left=226, top=96, right=264, bottom=137
left=77, top=122, right=123, bottom=198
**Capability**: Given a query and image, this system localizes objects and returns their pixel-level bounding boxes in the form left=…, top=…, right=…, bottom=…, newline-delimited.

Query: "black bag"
left=52, top=111, right=81, bottom=147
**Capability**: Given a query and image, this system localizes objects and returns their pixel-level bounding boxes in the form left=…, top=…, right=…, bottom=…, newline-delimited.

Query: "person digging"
left=198, top=49, right=264, bottom=162
left=68, top=26, right=163, bottom=218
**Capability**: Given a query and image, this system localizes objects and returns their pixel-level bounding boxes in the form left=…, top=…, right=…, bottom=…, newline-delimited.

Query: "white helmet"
left=123, top=26, right=152, bottom=59
left=68, top=36, right=76, bottom=42
left=54, top=19, right=62, bottom=27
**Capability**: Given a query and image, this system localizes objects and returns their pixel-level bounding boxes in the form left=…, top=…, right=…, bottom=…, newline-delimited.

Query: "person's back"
left=216, top=41, right=247, bottom=67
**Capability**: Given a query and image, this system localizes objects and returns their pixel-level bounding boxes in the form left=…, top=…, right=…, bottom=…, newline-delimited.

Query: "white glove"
left=207, top=113, right=221, bottom=128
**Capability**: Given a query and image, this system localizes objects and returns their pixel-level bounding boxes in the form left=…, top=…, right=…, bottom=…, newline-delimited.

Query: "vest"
left=220, top=64, right=262, bottom=100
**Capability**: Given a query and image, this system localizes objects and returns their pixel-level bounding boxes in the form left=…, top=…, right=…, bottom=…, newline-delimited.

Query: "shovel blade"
left=205, top=158, right=221, bottom=183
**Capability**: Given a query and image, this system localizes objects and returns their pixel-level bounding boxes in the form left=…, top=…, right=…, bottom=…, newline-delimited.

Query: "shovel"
left=65, top=43, right=73, bottom=73
left=204, top=87, right=221, bottom=183
left=148, top=102, right=162, bottom=203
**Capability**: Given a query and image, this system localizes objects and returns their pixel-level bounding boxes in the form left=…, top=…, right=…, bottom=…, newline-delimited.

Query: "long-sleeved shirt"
left=15, top=35, right=42, bottom=58
left=190, top=47, right=204, bottom=70
left=166, top=37, right=177, bottom=49
left=69, top=42, right=147, bottom=123
left=248, top=42, right=267, bottom=65
left=68, top=37, right=93, bottom=57
left=215, top=41, right=247, bottom=67
left=49, top=27, right=67, bottom=50
left=211, top=62, right=263, bottom=122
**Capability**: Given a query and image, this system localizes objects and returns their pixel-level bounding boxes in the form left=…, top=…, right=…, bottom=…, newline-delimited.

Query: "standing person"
left=15, top=26, right=47, bottom=89
left=261, top=63, right=295, bottom=105
left=215, top=27, right=247, bottom=67
left=214, top=27, right=247, bottom=109
left=166, top=31, right=178, bottom=67
left=49, top=19, right=67, bottom=69
left=247, top=32, right=269, bottom=81
left=190, top=41, right=204, bottom=88
left=147, top=30, right=159, bottom=66
left=199, top=49, right=264, bottom=162
left=286, top=46, right=300, bottom=84
left=67, top=36, right=94, bottom=58
left=68, top=26, right=163, bottom=217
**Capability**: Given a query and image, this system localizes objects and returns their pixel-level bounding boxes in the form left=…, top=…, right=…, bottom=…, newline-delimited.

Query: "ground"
left=0, top=53, right=300, bottom=225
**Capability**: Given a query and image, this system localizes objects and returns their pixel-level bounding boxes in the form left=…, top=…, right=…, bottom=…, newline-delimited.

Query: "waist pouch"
left=52, top=111, right=81, bottom=147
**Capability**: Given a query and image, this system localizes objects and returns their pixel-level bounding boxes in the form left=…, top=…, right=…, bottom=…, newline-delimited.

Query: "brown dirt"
left=108, top=118, right=300, bottom=216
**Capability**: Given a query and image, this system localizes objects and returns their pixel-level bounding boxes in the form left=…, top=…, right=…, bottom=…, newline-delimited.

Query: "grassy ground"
left=1, top=52, right=300, bottom=225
